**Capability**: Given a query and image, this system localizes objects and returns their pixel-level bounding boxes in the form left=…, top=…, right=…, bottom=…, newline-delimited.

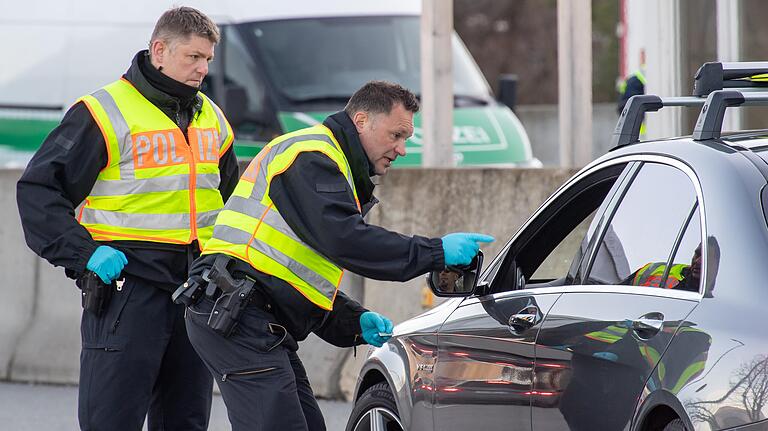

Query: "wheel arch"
left=355, top=368, right=388, bottom=402
left=633, top=390, right=693, bottom=431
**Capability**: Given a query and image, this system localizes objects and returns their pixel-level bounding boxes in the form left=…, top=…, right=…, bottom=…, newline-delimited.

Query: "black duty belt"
left=246, top=287, right=274, bottom=314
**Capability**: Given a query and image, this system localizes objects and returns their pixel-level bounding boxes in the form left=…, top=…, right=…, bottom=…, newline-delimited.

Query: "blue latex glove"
left=360, top=311, right=394, bottom=347
left=441, top=232, right=495, bottom=266
left=86, top=246, right=128, bottom=284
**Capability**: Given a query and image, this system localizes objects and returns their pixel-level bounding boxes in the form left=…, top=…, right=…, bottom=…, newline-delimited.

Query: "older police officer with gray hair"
left=17, top=7, right=239, bottom=430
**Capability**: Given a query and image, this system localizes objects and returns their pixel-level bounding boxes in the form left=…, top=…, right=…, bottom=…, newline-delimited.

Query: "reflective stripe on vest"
left=202, top=125, right=360, bottom=310
left=632, top=263, right=687, bottom=288
left=76, top=78, right=233, bottom=247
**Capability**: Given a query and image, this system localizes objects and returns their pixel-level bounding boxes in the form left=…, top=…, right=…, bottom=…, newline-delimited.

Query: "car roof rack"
left=693, top=90, right=768, bottom=140
left=612, top=95, right=705, bottom=147
left=694, top=61, right=768, bottom=97
left=614, top=61, right=768, bottom=147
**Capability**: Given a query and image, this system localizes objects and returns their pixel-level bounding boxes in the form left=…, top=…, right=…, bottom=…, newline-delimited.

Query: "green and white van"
left=0, top=0, right=539, bottom=167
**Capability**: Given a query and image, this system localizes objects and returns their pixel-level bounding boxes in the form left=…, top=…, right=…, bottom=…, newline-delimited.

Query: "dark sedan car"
left=346, top=63, right=768, bottom=431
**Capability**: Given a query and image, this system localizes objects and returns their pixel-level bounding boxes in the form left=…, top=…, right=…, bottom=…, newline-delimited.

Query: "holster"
left=172, top=275, right=206, bottom=307
left=176, top=255, right=256, bottom=338
left=76, top=271, right=114, bottom=317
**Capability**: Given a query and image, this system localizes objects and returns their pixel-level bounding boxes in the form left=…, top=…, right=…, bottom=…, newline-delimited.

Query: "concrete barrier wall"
left=2, top=167, right=577, bottom=400
left=0, top=170, right=37, bottom=380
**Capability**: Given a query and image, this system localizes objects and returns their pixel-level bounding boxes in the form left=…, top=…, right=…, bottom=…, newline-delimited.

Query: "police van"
left=0, top=0, right=539, bottom=167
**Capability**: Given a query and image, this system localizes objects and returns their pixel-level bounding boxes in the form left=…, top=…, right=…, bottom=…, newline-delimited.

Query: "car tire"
left=345, top=382, right=404, bottom=431
left=663, top=418, right=687, bottom=431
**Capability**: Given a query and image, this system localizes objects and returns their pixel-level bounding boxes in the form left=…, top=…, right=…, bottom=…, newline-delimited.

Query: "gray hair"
left=345, top=81, right=420, bottom=116
left=150, top=6, right=220, bottom=50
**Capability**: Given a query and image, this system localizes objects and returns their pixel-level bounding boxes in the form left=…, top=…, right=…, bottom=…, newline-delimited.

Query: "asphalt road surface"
left=0, top=381, right=353, bottom=430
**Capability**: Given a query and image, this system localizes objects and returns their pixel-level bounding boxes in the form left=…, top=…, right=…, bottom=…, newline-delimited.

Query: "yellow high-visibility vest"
left=76, top=78, right=233, bottom=248
left=632, top=263, right=687, bottom=288
left=619, top=70, right=647, bottom=136
left=202, top=125, right=360, bottom=310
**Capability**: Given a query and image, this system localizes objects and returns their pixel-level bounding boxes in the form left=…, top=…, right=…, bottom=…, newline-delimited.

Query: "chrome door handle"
left=509, top=305, right=540, bottom=332
left=631, top=313, right=664, bottom=339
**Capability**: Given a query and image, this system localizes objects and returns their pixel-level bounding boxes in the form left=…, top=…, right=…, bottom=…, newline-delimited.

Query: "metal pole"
left=420, top=0, right=454, bottom=167
left=717, top=0, right=742, bottom=132
left=644, top=0, right=683, bottom=139
left=557, top=0, right=593, bottom=167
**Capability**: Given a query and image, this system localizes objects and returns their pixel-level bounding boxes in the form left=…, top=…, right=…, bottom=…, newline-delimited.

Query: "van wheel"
left=345, top=382, right=403, bottom=431
left=662, top=418, right=687, bottom=431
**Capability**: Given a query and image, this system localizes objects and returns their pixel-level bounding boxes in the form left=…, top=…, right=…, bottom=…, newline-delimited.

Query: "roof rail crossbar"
left=693, top=90, right=768, bottom=140
left=612, top=95, right=705, bottom=147
left=694, top=62, right=768, bottom=97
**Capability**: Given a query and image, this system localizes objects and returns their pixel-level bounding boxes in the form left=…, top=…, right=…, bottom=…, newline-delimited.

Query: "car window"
left=665, top=204, right=702, bottom=292
left=530, top=210, right=596, bottom=281
left=584, top=162, right=699, bottom=287
left=490, top=163, right=630, bottom=293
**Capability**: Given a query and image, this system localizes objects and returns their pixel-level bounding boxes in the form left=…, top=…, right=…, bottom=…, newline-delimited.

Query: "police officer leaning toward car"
left=16, top=7, right=239, bottom=431
left=180, top=81, right=493, bottom=431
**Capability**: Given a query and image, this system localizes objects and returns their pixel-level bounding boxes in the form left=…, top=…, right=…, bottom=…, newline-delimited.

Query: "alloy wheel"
left=351, top=406, right=404, bottom=431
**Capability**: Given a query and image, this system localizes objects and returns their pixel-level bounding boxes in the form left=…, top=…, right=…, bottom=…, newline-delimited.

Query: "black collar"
left=323, top=111, right=376, bottom=205
left=122, top=50, right=202, bottom=115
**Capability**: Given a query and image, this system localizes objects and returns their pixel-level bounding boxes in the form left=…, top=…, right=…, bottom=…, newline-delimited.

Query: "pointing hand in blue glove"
left=360, top=311, right=394, bottom=347
left=87, top=245, right=128, bottom=284
left=441, top=232, right=495, bottom=266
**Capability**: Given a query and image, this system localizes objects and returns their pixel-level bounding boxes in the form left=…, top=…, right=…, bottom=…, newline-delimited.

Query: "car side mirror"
left=427, top=251, right=484, bottom=297
left=223, top=84, right=249, bottom=127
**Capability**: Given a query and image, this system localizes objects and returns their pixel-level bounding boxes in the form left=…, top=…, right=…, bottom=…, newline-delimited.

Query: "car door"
left=432, top=161, right=634, bottom=431
left=531, top=160, right=703, bottom=431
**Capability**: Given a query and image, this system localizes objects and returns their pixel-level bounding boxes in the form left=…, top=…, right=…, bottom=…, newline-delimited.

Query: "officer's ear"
left=352, top=111, right=370, bottom=133
left=149, top=39, right=168, bottom=69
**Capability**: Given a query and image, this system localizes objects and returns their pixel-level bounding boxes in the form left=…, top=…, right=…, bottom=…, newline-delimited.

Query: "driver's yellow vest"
left=76, top=78, right=234, bottom=248
left=632, top=263, right=687, bottom=288
left=202, top=125, right=360, bottom=310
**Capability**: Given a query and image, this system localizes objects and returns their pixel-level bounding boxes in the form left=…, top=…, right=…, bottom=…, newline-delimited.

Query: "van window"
left=244, top=16, right=491, bottom=105
left=223, top=26, right=268, bottom=116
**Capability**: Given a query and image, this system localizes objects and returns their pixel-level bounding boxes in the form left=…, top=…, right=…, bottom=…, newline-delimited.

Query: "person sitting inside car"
left=622, top=244, right=702, bottom=292
left=436, top=268, right=463, bottom=292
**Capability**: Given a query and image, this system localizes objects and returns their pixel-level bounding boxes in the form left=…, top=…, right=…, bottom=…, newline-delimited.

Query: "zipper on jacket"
left=221, top=367, right=277, bottom=382
left=188, top=130, right=198, bottom=242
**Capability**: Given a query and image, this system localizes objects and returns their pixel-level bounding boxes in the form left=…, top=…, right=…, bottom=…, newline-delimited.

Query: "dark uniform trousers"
left=185, top=297, right=326, bottom=431
left=78, top=276, right=213, bottom=430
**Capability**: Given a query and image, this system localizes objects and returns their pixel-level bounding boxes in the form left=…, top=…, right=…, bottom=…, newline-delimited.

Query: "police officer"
left=17, top=7, right=239, bottom=431
left=617, top=49, right=647, bottom=115
left=182, top=81, right=493, bottom=430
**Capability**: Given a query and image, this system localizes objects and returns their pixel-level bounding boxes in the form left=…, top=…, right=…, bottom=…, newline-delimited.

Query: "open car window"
left=490, top=162, right=631, bottom=294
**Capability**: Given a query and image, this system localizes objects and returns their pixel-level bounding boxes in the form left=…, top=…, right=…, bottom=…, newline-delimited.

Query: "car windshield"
left=244, top=16, right=491, bottom=104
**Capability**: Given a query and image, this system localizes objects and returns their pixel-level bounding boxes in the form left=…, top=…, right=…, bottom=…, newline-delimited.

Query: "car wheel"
left=662, top=418, right=687, bottom=431
left=345, top=382, right=404, bottom=431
